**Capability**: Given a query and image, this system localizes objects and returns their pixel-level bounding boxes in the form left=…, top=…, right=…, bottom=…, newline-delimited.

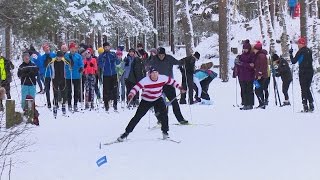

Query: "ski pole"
left=155, top=93, right=182, bottom=117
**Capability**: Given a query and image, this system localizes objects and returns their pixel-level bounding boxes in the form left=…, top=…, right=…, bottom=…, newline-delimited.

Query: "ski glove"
left=84, top=64, right=88, bottom=68
left=289, top=48, right=293, bottom=55
left=178, top=86, right=186, bottom=93
left=79, top=67, right=84, bottom=73
left=90, top=63, right=94, bottom=67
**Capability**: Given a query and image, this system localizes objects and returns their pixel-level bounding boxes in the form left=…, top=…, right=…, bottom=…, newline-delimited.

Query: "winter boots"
left=282, top=100, right=291, bottom=106
left=117, top=132, right=129, bottom=142
left=309, top=102, right=314, bottom=112
left=240, top=105, right=253, bottom=110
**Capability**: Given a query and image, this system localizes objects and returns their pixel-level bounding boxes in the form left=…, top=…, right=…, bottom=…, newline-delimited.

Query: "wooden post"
left=25, top=99, right=34, bottom=124
left=6, top=100, right=22, bottom=128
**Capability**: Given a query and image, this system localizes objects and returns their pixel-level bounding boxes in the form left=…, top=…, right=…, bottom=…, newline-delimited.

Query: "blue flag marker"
left=96, top=156, right=107, bottom=167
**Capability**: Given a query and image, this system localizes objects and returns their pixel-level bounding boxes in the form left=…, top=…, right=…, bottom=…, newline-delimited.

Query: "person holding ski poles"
left=39, top=44, right=56, bottom=108
left=290, top=37, right=314, bottom=112
left=83, top=48, right=98, bottom=109
left=98, top=42, right=120, bottom=112
left=117, top=67, right=186, bottom=142
left=64, top=43, right=84, bottom=112
left=51, top=51, right=69, bottom=116
left=272, top=54, right=292, bottom=106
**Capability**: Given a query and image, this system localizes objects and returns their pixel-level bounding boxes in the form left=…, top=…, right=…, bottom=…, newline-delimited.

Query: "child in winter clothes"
left=83, top=48, right=98, bottom=109
left=51, top=51, right=68, bottom=114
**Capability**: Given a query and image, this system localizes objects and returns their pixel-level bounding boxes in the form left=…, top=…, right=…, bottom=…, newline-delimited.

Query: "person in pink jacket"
left=83, top=48, right=98, bottom=109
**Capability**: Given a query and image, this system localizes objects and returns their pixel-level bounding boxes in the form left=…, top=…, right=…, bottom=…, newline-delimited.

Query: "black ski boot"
left=53, top=106, right=57, bottom=118
left=303, top=104, right=309, bottom=112
left=62, top=104, right=66, bottom=115
left=309, top=103, right=314, bottom=112
left=282, top=101, right=291, bottom=106
left=117, top=132, right=129, bottom=142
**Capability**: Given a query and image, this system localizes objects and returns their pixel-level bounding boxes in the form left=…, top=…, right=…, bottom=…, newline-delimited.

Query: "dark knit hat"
left=149, top=66, right=158, bottom=73
left=158, top=47, right=166, bottom=54
left=272, top=53, right=280, bottom=61
left=242, top=39, right=251, bottom=50
left=103, top=42, right=110, bottom=47
left=56, top=50, right=64, bottom=57
left=79, top=47, right=86, bottom=55
left=149, top=48, right=157, bottom=54
left=194, top=52, right=200, bottom=60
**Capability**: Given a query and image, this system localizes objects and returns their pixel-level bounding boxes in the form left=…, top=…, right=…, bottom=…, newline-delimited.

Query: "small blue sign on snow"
left=96, top=156, right=107, bottom=167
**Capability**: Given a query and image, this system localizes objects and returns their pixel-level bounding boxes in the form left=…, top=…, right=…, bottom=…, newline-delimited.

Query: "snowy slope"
left=3, top=17, right=320, bottom=180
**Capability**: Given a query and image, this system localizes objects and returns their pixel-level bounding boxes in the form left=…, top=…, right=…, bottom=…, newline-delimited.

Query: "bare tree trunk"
left=5, top=26, right=11, bottom=60
left=269, top=0, right=276, bottom=27
left=279, top=0, right=290, bottom=59
left=169, top=0, right=175, bottom=54
left=311, top=0, right=320, bottom=68
left=258, top=0, right=267, bottom=47
left=97, top=30, right=102, bottom=47
left=300, top=0, right=308, bottom=38
left=177, top=0, right=195, bottom=56
left=153, top=0, right=159, bottom=48
left=264, top=0, right=276, bottom=54
left=219, top=0, right=229, bottom=82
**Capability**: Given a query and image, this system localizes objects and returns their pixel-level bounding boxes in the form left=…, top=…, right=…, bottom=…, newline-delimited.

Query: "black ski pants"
left=45, top=77, right=51, bottom=105
left=103, top=75, right=118, bottom=108
left=125, top=98, right=168, bottom=134
left=239, top=80, right=254, bottom=106
left=263, top=77, right=270, bottom=102
left=180, top=72, right=194, bottom=104
left=255, top=78, right=266, bottom=106
left=282, top=79, right=292, bottom=101
left=156, top=85, right=184, bottom=122
left=299, top=71, right=314, bottom=105
left=66, top=79, right=80, bottom=106
left=53, top=79, right=67, bottom=106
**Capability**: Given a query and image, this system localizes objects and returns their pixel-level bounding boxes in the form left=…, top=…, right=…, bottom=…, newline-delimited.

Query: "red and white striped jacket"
left=130, top=74, right=181, bottom=102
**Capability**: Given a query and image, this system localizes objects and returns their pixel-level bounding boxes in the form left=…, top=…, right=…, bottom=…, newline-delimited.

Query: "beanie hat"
left=194, top=52, right=200, bottom=60
left=158, top=47, right=166, bottom=54
left=103, top=42, right=110, bottom=47
left=98, top=47, right=104, bottom=54
left=69, top=43, right=76, bottom=49
left=242, top=39, right=251, bottom=50
left=297, top=37, right=306, bottom=45
left=149, top=48, right=157, bottom=54
left=149, top=66, right=158, bottom=73
left=79, top=47, right=86, bottom=55
left=87, top=48, right=93, bottom=54
left=254, top=41, right=263, bottom=50
left=56, top=50, right=64, bottom=57
left=272, top=54, right=280, bottom=61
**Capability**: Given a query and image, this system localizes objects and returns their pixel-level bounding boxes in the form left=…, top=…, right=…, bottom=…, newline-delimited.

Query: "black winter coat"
left=17, top=62, right=38, bottom=86
left=127, top=57, right=145, bottom=84
left=179, top=55, right=196, bottom=75
left=275, top=58, right=292, bottom=82
left=291, top=46, right=314, bottom=74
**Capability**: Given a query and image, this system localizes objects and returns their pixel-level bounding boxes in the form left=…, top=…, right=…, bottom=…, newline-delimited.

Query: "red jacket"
left=83, top=57, right=97, bottom=75
left=254, top=49, right=268, bottom=79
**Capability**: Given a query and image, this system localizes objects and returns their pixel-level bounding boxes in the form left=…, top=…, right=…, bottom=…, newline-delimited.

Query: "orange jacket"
left=83, top=58, right=97, bottom=75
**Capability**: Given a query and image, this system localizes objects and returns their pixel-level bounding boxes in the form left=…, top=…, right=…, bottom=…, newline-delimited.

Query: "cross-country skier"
left=272, top=54, right=292, bottom=106
left=83, top=48, right=98, bottom=109
left=64, top=43, right=84, bottom=112
left=0, top=54, right=14, bottom=111
left=98, top=42, right=120, bottom=112
left=51, top=51, right=68, bottom=116
left=290, top=37, right=314, bottom=112
left=117, top=67, right=186, bottom=142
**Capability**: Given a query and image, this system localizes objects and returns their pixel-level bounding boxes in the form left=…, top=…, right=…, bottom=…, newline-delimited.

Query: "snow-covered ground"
left=3, top=16, right=320, bottom=180
left=7, top=66, right=320, bottom=180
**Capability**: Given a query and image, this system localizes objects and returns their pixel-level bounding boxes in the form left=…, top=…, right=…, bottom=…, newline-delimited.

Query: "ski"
left=158, top=138, right=181, bottom=144
left=103, top=139, right=127, bottom=146
left=172, top=123, right=213, bottom=127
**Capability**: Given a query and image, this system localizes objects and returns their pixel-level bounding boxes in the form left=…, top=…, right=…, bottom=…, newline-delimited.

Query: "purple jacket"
left=237, top=52, right=255, bottom=81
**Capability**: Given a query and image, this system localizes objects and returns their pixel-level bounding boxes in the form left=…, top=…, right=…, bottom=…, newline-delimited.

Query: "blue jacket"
left=288, top=0, right=297, bottom=7
left=64, top=53, right=84, bottom=79
left=194, top=70, right=209, bottom=81
left=37, top=52, right=56, bottom=77
left=98, top=51, right=120, bottom=77
left=123, top=55, right=134, bottom=79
